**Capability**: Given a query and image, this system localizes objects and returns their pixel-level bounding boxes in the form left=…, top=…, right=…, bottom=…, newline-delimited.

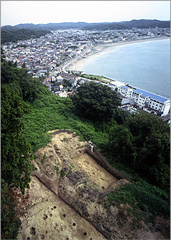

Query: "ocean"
left=80, top=39, right=170, bottom=98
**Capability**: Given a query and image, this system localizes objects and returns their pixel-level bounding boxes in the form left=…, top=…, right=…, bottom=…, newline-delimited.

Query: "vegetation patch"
left=108, top=180, right=170, bottom=221
left=1, top=28, right=50, bottom=44
left=60, top=169, right=66, bottom=178
left=55, top=166, right=59, bottom=175
left=75, top=73, right=112, bottom=83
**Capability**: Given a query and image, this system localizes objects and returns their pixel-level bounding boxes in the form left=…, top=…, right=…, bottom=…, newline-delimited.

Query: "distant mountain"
left=1, top=22, right=89, bottom=31
left=126, top=19, right=170, bottom=29
left=82, top=19, right=170, bottom=30
left=1, top=19, right=170, bottom=43
left=1, top=28, right=51, bottom=44
left=13, top=23, right=39, bottom=30
left=2, top=19, right=169, bottom=32
left=41, top=22, right=89, bottom=30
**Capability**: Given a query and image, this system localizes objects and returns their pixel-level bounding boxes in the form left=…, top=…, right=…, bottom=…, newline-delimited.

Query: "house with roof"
left=109, top=80, right=125, bottom=91
left=37, top=70, right=48, bottom=77
left=56, top=75, right=64, bottom=84
left=59, top=91, right=68, bottom=98
left=55, top=90, right=68, bottom=98
left=60, top=72, right=80, bottom=87
left=50, top=75, right=56, bottom=82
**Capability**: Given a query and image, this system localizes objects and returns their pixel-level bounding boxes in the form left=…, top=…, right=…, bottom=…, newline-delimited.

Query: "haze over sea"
left=80, top=39, right=170, bottom=98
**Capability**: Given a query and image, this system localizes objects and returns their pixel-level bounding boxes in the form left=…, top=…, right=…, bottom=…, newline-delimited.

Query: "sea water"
left=80, top=39, right=170, bottom=98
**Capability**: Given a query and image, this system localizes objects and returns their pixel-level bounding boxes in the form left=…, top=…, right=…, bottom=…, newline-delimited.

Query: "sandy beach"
left=67, top=36, right=169, bottom=72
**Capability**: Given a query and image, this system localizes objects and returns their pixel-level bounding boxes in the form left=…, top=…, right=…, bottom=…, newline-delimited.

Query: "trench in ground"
left=72, top=153, right=117, bottom=190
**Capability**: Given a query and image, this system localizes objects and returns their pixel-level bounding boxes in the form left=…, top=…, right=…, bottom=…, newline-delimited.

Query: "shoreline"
left=67, top=36, right=169, bottom=72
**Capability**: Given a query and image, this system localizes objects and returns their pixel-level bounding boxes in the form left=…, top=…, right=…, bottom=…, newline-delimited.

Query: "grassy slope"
left=22, top=94, right=108, bottom=153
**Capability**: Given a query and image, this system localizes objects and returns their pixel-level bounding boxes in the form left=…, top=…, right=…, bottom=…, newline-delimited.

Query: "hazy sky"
left=1, top=1, right=170, bottom=26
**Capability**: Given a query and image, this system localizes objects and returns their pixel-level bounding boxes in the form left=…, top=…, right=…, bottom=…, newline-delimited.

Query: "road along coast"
left=67, top=36, right=169, bottom=72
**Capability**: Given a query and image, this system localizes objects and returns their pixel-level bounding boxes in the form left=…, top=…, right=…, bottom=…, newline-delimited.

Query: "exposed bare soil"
left=73, top=153, right=117, bottom=190
left=18, top=130, right=167, bottom=240
left=18, top=176, right=105, bottom=240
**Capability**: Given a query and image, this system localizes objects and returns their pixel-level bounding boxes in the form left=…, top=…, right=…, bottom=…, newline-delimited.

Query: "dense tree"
left=63, top=79, right=72, bottom=87
left=1, top=28, right=50, bottom=44
left=1, top=180, right=21, bottom=239
left=1, top=61, right=51, bottom=193
left=1, top=84, right=32, bottom=193
left=1, top=61, right=36, bottom=239
left=71, top=82, right=121, bottom=121
left=22, top=62, right=26, bottom=68
left=126, top=113, right=170, bottom=167
left=1, top=179, right=30, bottom=239
left=1, top=61, right=50, bottom=102
left=108, top=112, right=170, bottom=191
left=108, top=124, right=134, bottom=162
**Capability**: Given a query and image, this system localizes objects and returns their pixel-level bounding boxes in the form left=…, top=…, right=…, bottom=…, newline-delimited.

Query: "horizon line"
left=2, top=19, right=170, bottom=27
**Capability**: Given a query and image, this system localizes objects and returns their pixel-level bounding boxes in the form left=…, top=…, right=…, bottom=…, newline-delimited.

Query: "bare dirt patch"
left=50, top=130, right=87, bottom=159
left=73, top=153, right=117, bottom=190
left=18, top=176, right=105, bottom=240
left=18, top=130, right=166, bottom=240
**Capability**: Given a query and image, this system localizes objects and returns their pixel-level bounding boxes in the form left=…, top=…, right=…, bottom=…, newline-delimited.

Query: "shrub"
left=60, top=169, right=66, bottom=178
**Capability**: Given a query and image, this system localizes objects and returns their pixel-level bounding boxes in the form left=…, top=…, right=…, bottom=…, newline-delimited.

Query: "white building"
left=51, top=75, right=56, bottom=82
left=132, top=89, right=170, bottom=116
left=117, top=85, right=170, bottom=116
left=59, top=91, right=67, bottom=98
left=109, top=80, right=125, bottom=90
left=118, top=85, right=134, bottom=98
left=56, top=75, right=63, bottom=83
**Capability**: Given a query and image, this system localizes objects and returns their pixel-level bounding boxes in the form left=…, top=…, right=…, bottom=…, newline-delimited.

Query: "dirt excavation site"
left=18, top=130, right=167, bottom=240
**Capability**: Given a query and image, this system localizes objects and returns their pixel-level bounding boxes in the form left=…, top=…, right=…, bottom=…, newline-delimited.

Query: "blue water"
left=80, top=39, right=170, bottom=98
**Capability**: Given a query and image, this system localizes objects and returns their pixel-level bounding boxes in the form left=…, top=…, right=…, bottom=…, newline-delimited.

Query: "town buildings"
left=2, top=27, right=170, bottom=76
left=2, top=27, right=170, bottom=118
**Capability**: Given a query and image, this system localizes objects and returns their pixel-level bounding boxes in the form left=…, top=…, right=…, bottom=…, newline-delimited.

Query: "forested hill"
left=82, top=19, right=170, bottom=30
left=2, top=19, right=169, bottom=33
left=1, top=22, right=89, bottom=31
left=1, top=28, right=51, bottom=44
left=1, top=20, right=169, bottom=43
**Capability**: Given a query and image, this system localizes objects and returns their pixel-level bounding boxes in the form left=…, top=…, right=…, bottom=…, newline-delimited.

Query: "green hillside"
left=1, top=28, right=50, bottom=44
left=1, top=59, right=170, bottom=239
